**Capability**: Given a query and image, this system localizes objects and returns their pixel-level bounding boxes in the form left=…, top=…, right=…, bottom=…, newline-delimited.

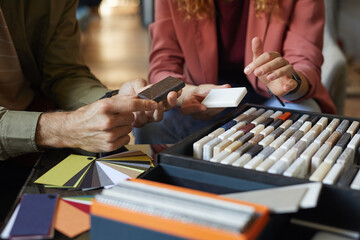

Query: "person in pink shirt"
left=133, top=0, right=335, bottom=144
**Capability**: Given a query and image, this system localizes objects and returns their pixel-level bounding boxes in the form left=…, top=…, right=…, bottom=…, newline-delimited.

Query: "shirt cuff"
left=0, top=111, right=42, bottom=158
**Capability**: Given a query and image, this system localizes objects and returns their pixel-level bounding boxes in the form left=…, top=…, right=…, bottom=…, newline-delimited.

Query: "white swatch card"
left=201, top=87, right=247, bottom=108
left=222, top=182, right=322, bottom=214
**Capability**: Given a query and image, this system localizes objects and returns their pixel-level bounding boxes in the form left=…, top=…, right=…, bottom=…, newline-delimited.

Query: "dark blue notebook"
left=10, top=194, right=58, bottom=237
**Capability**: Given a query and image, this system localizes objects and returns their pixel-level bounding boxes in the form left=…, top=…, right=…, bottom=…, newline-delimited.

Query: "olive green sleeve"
left=41, top=0, right=108, bottom=111
left=0, top=107, right=42, bottom=160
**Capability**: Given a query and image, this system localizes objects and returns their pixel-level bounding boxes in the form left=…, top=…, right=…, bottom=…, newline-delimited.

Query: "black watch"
left=100, top=89, right=119, bottom=99
left=286, top=72, right=302, bottom=96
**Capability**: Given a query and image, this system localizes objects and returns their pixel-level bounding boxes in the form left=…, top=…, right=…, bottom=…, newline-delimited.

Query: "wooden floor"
left=81, top=4, right=149, bottom=90
left=81, top=4, right=360, bottom=119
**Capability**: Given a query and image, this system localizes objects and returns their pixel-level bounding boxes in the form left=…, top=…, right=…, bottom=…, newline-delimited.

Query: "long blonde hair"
left=176, top=0, right=278, bottom=19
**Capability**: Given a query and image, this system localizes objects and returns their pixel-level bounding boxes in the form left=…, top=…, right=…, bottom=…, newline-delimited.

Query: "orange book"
left=91, top=179, right=269, bottom=240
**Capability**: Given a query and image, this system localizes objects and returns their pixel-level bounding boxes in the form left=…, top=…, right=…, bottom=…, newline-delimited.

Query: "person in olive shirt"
left=0, top=0, right=178, bottom=162
left=0, top=0, right=179, bottom=226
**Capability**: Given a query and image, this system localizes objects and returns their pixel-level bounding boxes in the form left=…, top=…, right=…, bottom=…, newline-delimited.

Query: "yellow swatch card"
left=35, top=155, right=95, bottom=186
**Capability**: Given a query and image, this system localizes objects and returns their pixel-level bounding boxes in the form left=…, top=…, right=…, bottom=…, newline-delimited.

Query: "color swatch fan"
left=34, top=150, right=153, bottom=190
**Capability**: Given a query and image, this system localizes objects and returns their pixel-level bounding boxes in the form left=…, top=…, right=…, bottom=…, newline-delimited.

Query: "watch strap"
left=286, top=72, right=302, bottom=96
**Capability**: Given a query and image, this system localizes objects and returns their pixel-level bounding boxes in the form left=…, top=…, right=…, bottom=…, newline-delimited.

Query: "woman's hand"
left=179, top=83, right=231, bottom=121
left=244, top=37, right=308, bottom=99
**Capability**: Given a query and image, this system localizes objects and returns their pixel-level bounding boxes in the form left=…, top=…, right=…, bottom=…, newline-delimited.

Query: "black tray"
left=140, top=104, right=360, bottom=233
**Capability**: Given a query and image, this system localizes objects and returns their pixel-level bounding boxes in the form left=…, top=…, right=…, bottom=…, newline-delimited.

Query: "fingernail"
left=244, top=66, right=251, bottom=74
left=254, top=68, right=263, bottom=76
left=267, top=73, right=275, bottom=81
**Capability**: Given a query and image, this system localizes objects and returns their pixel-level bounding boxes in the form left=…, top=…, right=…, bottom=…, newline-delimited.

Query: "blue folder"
left=10, top=194, right=58, bottom=237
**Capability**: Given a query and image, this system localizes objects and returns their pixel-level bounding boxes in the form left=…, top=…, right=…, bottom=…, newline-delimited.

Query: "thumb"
left=252, top=37, right=264, bottom=60
left=131, top=78, right=148, bottom=93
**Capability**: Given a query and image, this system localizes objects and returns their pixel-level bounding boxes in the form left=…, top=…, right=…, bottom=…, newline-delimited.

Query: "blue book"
left=10, top=194, right=58, bottom=237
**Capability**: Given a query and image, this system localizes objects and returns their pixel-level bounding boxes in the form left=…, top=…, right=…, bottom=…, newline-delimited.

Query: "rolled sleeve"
left=0, top=110, right=42, bottom=160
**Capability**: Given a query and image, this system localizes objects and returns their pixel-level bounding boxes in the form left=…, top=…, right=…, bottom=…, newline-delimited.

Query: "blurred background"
left=76, top=0, right=360, bottom=118
left=78, top=0, right=150, bottom=90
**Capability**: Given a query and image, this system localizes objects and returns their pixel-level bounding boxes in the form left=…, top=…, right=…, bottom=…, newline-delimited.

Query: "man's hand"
left=244, top=37, right=301, bottom=97
left=118, top=78, right=179, bottom=127
left=35, top=95, right=158, bottom=153
left=179, top=83, right=231, bottom=121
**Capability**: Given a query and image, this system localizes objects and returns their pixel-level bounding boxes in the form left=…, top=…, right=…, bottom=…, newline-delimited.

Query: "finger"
left=216, top=84, right=231, bottom=89
left=177, top=89, right=183, bottom=98
left=136, top=82, right=152, bottom=95
left=266, top=64, right=293, bottom=82
left=104, top=97, right=158, bottom=113
left=252, top=37, right=264, bottom=60
left=244, top=37, right=264, bottom=75
left=198, top=84, right=231, bottom=98
left=181, top=103, right=207, bottom=115
left=154, top=102, right=165, bottom=121
left=164, top=91, right=178, bottom=110
left=131, top=78, right=148, bottom=93
left=102, top=135, right=131, bottom=153
left=253, top=57, right=289, bottom=78
left=117, top=79, right=147, bottom=96
left=92, top=111, right=134, bottom=131
left=266, top=75, right=295, bottom=96
left=247, top=51, right=281, bottom=76
left=145, top=102, right=164, bottom=122
left=101, top=125, right=133, bottom=143
left=281, top=77, right=298, bottom=93
left=196, top=84, right=230, bottom=97
left=132, top=111, right=148, bottom=128
left=150, top=107, right=164, bottom=122
left=126, top=99, right=159, bottom=112
left=111, top=112, right=135, bottom=127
